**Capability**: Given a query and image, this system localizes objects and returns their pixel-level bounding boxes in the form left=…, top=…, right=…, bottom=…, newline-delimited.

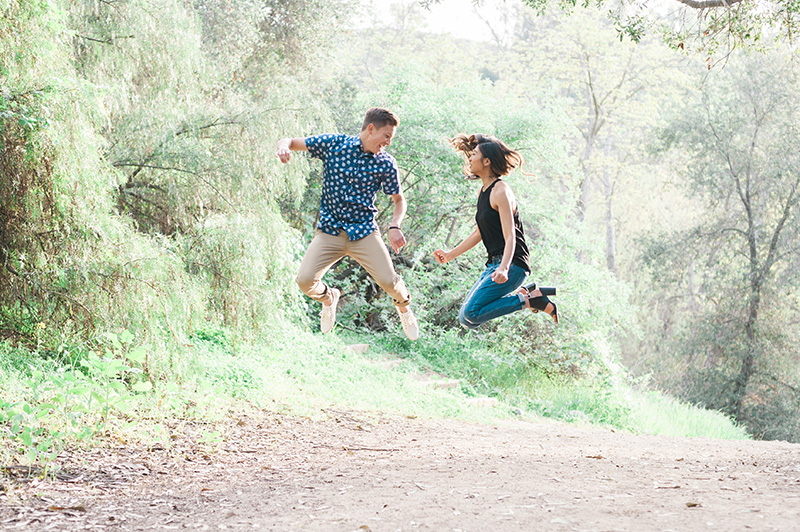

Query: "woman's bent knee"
left=458, top=308, right=480, bottom=329
left=459, top=316, right=480, bottom=329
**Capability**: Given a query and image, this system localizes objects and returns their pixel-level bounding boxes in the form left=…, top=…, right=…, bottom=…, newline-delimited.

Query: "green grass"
left=516, top=379, right=634, bottom=429
left=628, top=390, right=750, bottom=439
left=0, top=321, right=751, bottom=469
left=187, top=325, right=751, bottom=441
left=186, top=325, right=508, bottom=423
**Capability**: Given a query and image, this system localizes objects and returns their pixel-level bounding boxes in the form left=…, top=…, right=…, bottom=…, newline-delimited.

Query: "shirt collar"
left=347, top=135, right=377, bottom=159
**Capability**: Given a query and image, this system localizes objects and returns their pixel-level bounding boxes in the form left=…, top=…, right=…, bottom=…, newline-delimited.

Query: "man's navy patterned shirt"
left=305, top=133, right=401, bottom=241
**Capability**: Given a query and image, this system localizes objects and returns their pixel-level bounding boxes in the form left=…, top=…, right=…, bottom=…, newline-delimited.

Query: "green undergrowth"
left=360, top=329, right=748, bottom=439
left=0, top=320, right=749, bottom=475
left=628, top=389, right=750, bottom=439
left=186, top=325, right=501, bottom=422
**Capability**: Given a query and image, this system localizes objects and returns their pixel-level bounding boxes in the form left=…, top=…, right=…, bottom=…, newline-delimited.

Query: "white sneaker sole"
left=320, top=288, right=340, bottom=334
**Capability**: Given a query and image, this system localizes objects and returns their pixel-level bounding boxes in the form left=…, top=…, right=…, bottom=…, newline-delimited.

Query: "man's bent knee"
left=374, top=274, right=409, bottom=307
left=296, top=273, right=319, bottom=297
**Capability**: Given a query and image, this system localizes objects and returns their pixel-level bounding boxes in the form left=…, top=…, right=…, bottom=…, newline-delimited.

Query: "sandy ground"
left=2, top=409, right=800, bottom=532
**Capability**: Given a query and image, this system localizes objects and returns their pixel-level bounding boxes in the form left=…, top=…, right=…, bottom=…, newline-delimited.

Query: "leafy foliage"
left=0, top=330, right=152, bottom=472
left=642, top=50, right=800, bottom=439
left=516, top=0, right=800, bottom=58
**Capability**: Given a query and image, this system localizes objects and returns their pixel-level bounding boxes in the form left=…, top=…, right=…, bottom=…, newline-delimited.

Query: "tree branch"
left=760, top=174, right=800, bottom=283
left=77, top=34, right=135, bottom=45
left=113, top=163, right=237, bottom=211
left=672, top=0, right=744, bottom=9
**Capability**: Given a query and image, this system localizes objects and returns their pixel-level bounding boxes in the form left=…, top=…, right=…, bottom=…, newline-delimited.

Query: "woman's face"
left=468, top=145, right=489, bottom=176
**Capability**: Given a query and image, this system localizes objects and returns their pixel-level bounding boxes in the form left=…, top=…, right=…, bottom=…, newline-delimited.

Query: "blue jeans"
left=459, top=261, right=529, bottom=329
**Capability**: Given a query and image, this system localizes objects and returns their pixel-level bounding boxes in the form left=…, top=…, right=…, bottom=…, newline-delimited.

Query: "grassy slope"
left=186, top=321, right=750, bottom=440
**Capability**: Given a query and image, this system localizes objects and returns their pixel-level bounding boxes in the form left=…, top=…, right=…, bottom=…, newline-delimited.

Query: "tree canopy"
left=423, top=0, right=800, bottom=56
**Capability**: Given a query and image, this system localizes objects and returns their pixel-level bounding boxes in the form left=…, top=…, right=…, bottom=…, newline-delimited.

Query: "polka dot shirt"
left=305, top=133, right=401, bottom=241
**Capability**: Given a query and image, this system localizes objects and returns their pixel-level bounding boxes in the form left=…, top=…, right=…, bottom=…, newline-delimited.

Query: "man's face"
left=362, top=124, right=396, bottom=154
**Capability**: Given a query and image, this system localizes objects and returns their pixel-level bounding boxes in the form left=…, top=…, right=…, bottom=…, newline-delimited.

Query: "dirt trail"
left=2, top=410, right=800, bottom=531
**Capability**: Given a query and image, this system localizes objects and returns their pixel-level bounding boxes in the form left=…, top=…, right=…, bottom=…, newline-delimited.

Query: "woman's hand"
left=433, top=249, right=451, bottom=264
left=491, top=266, right=509, bottom=284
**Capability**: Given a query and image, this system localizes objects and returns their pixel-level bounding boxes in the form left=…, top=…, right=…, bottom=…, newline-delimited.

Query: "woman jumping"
left=433, top=133, right=558, bottom=328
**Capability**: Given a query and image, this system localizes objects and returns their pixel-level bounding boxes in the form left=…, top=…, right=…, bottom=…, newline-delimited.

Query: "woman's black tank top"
left=475, top=179, right=530, bottom=272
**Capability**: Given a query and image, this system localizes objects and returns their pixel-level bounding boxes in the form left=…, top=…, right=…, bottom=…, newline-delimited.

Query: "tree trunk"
left=604, top=199, right=616, bottom=273
left=576, top=60, right=602, bottom=224
left=733, top=290, right=759, bottom=420
left=731, top=171, right=762, bottom=420
left=576, top=135, right=594, bottom=224
left=601, top=137, right=616, bottom=274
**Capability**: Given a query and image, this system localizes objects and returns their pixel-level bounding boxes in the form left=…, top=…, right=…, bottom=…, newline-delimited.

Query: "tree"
left=647, top=51, right=800, bottom=436
left=534, top=0, right=800, bottom=53
left=504, top=6, right=686, bottom=275
left=425, top=0, right=800, bottom=56
left=0, top=0, right=351, bottom=342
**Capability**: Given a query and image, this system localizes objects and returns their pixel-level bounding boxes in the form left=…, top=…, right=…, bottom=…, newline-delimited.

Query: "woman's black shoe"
left=522, top=281, right=556, bottom=296
left=525, top=291, right=559, bottom=324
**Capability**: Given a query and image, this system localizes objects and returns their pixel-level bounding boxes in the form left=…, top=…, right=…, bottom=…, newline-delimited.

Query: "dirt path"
left=2, top=409, right=800, bottom=531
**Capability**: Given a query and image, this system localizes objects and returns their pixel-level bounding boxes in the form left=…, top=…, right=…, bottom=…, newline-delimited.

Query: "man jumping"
left=276, top=107, right=419, bottom=340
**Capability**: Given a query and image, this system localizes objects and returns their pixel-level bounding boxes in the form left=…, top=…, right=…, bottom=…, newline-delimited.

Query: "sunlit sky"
left=361, top=0, right=510, bottom=41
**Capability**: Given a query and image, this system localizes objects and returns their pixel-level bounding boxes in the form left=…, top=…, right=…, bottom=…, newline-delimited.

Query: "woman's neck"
left=480, top=174, right=499, bottom=190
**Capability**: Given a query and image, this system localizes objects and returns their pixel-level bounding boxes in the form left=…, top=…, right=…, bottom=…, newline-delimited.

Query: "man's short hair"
left=361, top=107, right=400, bottom=131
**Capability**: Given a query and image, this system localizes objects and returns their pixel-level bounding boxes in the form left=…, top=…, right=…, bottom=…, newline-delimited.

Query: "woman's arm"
left=434, top=226, right=482, bottom=264
left=490, top=182, right=517, bottom=284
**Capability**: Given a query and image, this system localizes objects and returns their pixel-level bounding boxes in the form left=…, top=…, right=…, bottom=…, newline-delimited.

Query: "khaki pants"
left=296, top=229, right=411, bottom=308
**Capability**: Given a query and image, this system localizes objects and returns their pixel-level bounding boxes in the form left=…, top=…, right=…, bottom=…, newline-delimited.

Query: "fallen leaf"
left=48, top=505, right=86, bottom=512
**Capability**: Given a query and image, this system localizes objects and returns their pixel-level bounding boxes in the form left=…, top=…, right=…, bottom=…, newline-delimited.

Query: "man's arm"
left=387, top=192, right=407, bottom=253
left=276, top=137, right=307, bottom=163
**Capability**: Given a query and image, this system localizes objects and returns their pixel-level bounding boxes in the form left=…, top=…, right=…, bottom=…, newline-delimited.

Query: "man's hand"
left=276, top=138, right=305, bottom=163
left=276, top=143, right=292, bottom=163
left=388, top=227, right=406, bottom=253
